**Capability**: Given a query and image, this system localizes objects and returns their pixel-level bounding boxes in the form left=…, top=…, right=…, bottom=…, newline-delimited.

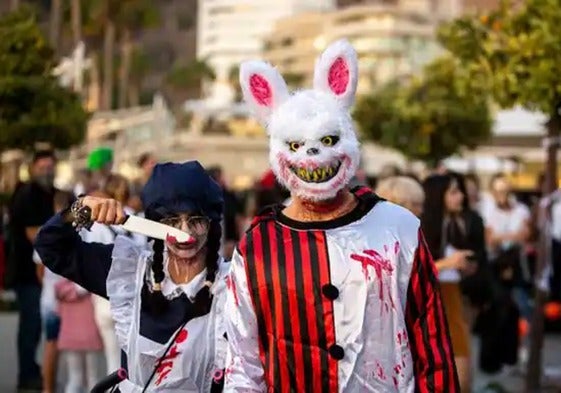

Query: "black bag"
left=460, top=263, right=495, bottom=308
left=493, top=246, right=523, bottom=287
left=476, top=287, right=520, bottom=373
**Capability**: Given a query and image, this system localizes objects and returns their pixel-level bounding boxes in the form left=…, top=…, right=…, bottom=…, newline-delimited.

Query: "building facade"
left=264, top=3, right=439, bottom=96
left=197, top=0, right=335, bottom=105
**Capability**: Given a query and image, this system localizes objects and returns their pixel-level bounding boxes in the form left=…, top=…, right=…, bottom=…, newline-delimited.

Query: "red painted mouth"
left=166, top=234, right=196, bottom=247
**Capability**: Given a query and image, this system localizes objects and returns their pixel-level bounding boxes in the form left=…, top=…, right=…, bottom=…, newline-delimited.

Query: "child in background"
left=55, top=278, right=103, bottom=393
left=34, top=191, right=74, bottom=393
left=55, top=189, right=103, bottom=393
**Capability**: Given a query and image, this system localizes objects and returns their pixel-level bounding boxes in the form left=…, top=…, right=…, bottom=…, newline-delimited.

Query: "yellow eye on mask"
left=320, top=135, right=340, bottom=146
left=288, top=141, right=302, bottom=152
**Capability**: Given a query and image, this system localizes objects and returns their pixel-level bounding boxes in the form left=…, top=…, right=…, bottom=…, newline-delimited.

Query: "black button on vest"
left=322, top=284, right=339, bottom=300
left=328, top=344, right=345, bottom=360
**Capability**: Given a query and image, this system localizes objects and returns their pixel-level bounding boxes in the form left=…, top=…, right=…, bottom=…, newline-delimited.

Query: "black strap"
left=141, top=318, right=189, bottom=393
left=141, top=285, right=216, bottom=392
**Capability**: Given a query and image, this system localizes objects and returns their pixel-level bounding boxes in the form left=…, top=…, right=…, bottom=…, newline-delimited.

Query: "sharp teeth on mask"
left=311, top=170, right=318, bottom=182
left=294, top=164, right=339, bottom=182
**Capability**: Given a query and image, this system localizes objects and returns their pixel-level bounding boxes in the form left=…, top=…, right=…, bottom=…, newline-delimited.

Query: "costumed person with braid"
left=34, top=161, right=229, bottom=392
left=224, top=39, right=459, bottom=392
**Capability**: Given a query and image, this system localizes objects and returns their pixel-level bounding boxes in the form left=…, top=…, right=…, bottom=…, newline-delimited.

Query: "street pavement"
left=1, top=311, right=561, bottom=392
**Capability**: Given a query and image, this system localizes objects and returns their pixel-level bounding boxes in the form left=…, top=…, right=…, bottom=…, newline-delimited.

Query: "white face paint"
left=162, top=215, right=210, bottom=259
left=239, top=39, right=361, bottom=202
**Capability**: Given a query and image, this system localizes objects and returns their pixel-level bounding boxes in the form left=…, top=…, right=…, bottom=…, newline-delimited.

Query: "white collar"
left=161, top=265, right=208, bottom=301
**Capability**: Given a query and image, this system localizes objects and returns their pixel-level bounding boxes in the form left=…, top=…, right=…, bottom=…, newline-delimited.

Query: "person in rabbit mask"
left=224, top=40, right=459, bottom=392
left=35, top=161, right=229, bottom=392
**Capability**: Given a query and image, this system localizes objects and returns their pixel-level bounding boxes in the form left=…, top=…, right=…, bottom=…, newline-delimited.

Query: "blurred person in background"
left=6, top=149, right=59, bottom=392
left=421, top=174, right=487, bottom=393
left=137, top=152, right=157, bottom=186
left=127, top=181, right=145, bottom=214
left=72, top=169, right=91, bottom=198
left=207, top=165, right=244, bottom=260
left=254, top=169, right=292, bottom=209
left=464, top=173, right=482, bottom=212
left=377, top=164, right=402, bottom=181
left=366, top=175, right=377, bottom=190
left=80, top=174, right=147, bottom=376
left=375, top=176, right=424, bottom=217
left=34, top=190, right=74, bottom=393
left=55, top=276, right=103, bottom=393
left=87, top=147, right=113, bottom=191
left=481, top=174, right=532, bottom=368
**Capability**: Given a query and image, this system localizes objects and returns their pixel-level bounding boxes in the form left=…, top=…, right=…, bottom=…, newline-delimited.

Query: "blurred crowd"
left=0, top=147, right=560, bottom=393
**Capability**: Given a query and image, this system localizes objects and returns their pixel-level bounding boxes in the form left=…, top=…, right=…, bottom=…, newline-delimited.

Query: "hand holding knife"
left=70, top=196, right=194, bottom=243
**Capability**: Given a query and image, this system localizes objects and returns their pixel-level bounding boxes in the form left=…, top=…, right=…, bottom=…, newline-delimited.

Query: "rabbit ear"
left=239, top=61, right=289, bottom=126
left=313, top=39, right=358, bottom=109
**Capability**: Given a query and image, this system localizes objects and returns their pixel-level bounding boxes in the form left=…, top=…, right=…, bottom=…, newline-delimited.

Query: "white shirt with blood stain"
left=224, top=201, right=420, bottom=392
left=106, top=236, right=229, bottom=393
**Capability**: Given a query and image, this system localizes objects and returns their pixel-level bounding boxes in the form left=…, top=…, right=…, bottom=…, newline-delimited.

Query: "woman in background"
left=375, top=176, right=424, bottom=217
left=421, top=174, right=485, bottom=393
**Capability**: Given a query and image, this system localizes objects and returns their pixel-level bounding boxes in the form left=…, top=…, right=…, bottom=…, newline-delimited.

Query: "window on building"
left=281, top=37, right=293, bottom=47
left=209, top=5, right=234, bottom=15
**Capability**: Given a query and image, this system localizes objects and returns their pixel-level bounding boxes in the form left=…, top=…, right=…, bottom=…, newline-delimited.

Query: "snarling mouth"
left=290, top=161, right=341, bottom=183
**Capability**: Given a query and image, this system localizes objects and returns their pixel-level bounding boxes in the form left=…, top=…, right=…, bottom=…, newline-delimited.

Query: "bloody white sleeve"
left=224, top=249, right=266, bottom=391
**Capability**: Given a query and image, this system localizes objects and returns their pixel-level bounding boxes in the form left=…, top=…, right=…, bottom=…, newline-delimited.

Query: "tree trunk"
left=49, top=0, right=62, bottom=55
left=118, top=29, right=132, bottom=108
left=102, top=20, right=116, bottom=110
left=525, top=115, right=560, bottom=392
left=127, top=84, right=140, bottom=107
left=70, top=0, right=82, bottom=46
left=10, top=0, right=19, bottom=11
left=87, top=53, right=101, bottom=111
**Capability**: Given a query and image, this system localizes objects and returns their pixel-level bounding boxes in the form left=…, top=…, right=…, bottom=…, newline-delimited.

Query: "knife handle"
left=71, top=205, right=94, bottom=231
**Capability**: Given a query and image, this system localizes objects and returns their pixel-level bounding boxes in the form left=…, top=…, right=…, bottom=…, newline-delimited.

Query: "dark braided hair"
left=189, top=219, right=222, bottom=316
left=141, top=238, right=168, bottom=315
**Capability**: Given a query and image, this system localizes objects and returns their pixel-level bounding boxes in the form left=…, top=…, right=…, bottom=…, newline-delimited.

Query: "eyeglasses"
left=160, top=215, right=211, bottom=236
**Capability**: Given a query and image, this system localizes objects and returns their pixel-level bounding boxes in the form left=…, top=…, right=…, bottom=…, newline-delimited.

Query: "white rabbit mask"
left=240, top=39, right=361, bottom=202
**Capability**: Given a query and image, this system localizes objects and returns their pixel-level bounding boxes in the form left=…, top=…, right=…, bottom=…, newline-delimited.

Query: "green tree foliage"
left=0, top=7, right=88, bottom=151
left=438, top=0, right=561, bottom=117
left=438, top=1, right=561, bottom=388
left=354, top=56, right=491, bottom=165
left=166, top=59, right=216, bottom=91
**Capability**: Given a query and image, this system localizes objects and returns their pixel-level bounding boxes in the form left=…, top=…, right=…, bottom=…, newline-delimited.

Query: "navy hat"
left=142, top=161, right=223, bottom=221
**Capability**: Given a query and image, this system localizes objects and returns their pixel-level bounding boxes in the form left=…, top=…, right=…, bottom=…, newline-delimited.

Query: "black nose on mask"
left=306, top=147, right=320, bottom=156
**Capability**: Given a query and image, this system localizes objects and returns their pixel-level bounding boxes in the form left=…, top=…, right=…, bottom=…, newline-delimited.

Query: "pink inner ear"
left=249, top=74, right=273, bottom=106
left=328, top=57, right=349, bottom=95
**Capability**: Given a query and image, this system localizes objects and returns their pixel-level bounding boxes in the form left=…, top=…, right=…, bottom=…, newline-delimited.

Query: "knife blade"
left=121, top=215, right=195, bottom=244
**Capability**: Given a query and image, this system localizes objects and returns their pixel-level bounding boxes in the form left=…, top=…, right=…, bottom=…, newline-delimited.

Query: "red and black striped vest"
left=238, top=187, right=379, bottom=392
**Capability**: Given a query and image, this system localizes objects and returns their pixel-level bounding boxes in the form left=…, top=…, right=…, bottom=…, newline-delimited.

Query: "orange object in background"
left=519, top=318, right=529, bottom=337
left=544, top=302, right=561, bottom=321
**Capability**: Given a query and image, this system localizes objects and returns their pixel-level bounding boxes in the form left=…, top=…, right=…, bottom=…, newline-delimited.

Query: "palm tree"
left=284, top=72, right=304, bottom=89
left=115, top=0, right=159, bottom=108
left=70, top=0, right=82, bottom=46
left=127, top=47, right=152, bottom=106
left=228, top=65, right=242, bottom=102
left=49, top=0, right=62, bottom=54
left=165, top=58, right=216, bottom=105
